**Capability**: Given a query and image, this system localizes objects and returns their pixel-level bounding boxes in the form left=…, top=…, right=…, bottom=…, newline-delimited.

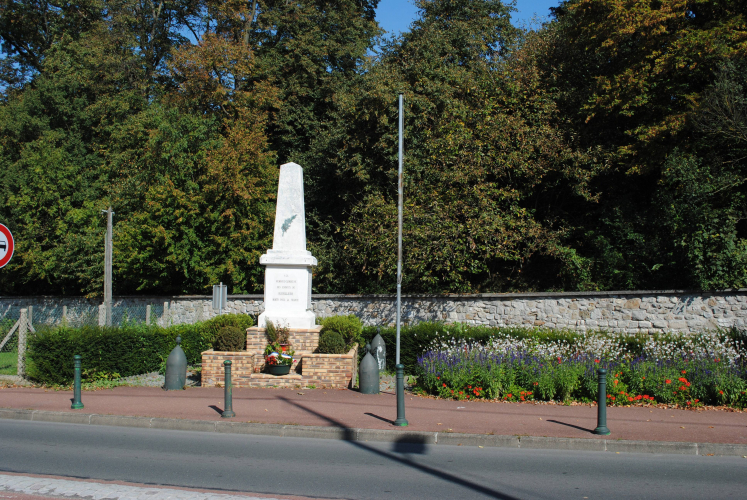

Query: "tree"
left=310, top=0, right=596, bottom=293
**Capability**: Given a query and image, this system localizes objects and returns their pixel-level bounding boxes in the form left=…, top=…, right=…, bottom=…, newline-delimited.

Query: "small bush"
left=200, top=314, right=254, bottom=345
left=320, top=315, right=363, bottom=350
left=317, top=330, right=347, bottom=354
left=213, top=326, right=246, bottom=351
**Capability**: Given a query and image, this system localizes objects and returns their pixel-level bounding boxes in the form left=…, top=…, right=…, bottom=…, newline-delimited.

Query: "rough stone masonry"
left=5, top=290, right=747, bottom=334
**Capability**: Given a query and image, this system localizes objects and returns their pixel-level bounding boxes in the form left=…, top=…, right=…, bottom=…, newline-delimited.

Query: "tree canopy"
left=1, top=0, right=746, bottom=296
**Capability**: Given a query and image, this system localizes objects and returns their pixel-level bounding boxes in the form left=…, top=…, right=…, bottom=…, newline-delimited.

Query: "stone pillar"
left=258, top=162, right=318, bottom=329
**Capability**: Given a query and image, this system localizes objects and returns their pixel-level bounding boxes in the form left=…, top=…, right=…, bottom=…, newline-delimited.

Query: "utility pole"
left=394, top=93, right=408, bottom=427
left=102, top=207, right=114, bottom=327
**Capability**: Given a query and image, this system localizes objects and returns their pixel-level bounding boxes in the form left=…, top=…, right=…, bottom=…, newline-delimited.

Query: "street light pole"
left=394, top=93, right=408, bottom=427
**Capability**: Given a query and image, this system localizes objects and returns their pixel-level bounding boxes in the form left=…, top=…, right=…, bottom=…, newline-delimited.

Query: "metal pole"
left=396, top=93, right=403, bottom=367
left=222, top=360, right=235, bottom=418
left=593, top=368, right=610, bottom=435
left=394, top=93, right=408, bottom=427
left=71, top=355, right=84, bottom=409
left=103, top=207, right=114, bottom=327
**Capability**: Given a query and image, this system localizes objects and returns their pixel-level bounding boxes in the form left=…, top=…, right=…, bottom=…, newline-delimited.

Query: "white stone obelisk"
left=258, top=162, right=317, bottom=329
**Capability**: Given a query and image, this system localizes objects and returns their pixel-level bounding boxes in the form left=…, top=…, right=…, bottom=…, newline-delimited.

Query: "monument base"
left=200, top=327, right=358, bottom=389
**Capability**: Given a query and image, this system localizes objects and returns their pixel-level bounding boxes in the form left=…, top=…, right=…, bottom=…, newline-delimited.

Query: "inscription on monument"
left=272, top=274, right=300, bottom=302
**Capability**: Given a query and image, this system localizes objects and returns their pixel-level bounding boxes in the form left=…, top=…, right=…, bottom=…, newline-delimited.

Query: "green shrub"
left=319, top=315, right=363, bottom=350
left=200, top=314, right=254, bottom=345
left=213, top=326, right=246, bottom=351
left=26, top=323, right=211, bottom=385
left=317, top=330, right=347, bottom=354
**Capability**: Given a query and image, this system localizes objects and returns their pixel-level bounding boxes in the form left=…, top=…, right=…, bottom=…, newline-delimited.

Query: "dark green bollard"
left=359, top=344, right=380, bottom=394
left=164, top=335, right=188, bottom=390
left=71, top=355, right=84, bottom=410
left=394, top=364, right=408, bottom=426
left=593, top=368, right=611, bottom=435
left=221, top=360, right=235, bottom=418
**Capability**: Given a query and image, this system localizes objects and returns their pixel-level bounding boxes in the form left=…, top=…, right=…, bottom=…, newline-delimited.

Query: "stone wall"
left=3, top=290, right=747, bottom=334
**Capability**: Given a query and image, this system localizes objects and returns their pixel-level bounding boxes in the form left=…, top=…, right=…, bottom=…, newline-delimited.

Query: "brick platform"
left=201, top=327, right=357, bottom=389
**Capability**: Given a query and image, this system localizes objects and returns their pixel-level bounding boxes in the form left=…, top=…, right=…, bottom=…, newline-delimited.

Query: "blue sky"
left=375, top=0, right=560, bottom=36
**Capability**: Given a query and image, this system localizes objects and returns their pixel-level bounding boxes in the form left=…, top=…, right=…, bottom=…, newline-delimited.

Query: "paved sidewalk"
left=0, top=472, right=326, bottom=500
left=1, top=385, right=746, bottom=456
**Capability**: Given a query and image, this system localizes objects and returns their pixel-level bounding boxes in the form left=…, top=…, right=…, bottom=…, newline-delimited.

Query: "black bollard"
left=221, top=360, right=235, bottom=418
left=71, top=355, right=84, bottom=410
left=593, top=368, right=610, bottom=435
left=393, top=364, right=408, bottom=426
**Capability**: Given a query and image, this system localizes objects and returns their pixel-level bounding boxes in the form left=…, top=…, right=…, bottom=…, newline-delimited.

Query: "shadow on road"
left=278, top=396, right=521, bottom=500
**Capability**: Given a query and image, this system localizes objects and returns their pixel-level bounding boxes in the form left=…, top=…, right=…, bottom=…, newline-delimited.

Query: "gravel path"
left=115, top=369, right=201, bottom=388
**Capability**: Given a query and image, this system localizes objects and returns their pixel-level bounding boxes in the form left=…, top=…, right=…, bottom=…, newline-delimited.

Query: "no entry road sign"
left=0, top=223, right=14, bottom=269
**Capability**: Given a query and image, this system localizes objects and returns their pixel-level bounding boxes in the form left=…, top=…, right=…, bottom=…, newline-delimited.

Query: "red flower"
left=594, top=359, right=600, bottom=363
left=665, top=379, right=671, bottom=384
left=437, top=376, right=440, bottom=380
left=628, top=397, right=634, bottom=402
left=507, top=393, right=513, bottom=398
left=681, top=370, right=687, bottom=374
left=680, top=386, right=686, bottom=391
left=533, top=382, right=539, bottom=386
left=715, top=358, right=720, bottom=363
left=443, top=383, right=447, bottom=387
left=719, top=390, right=724, bottom=395
left=459, top=391, right=463, bottom=395
left=686, top=382, right=690, bottom=387
left=468, top=385, right=472, bottom=389
left=678, top=377, right=687, bottom=383
left=687, top=401, right=691, bottom=406
left=610, top=396, right=616, bottom=401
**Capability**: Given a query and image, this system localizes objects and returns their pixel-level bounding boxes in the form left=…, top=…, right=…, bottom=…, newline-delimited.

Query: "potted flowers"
left=264, top=321, right=294, bottom=375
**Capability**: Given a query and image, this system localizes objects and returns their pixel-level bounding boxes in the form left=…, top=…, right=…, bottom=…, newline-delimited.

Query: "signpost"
left=0, top=223, right=14, bottom=269
left=212, top=282, right=227, bottom=316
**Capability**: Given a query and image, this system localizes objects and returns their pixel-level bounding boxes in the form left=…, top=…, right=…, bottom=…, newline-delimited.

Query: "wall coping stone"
left=4, top=288, right=747, bottom=300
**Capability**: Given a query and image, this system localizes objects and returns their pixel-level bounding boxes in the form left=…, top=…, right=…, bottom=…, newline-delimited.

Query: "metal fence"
left=0, top=307, right=20, bottom=376
left=0, top=302, right=175, bottom=378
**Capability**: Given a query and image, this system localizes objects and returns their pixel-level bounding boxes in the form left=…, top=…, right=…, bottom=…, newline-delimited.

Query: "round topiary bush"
left=319, top=315, right=363, bottom=350
left=213, top=326, right=246, bottom=352
left=317, top=330, right=347, bottom=354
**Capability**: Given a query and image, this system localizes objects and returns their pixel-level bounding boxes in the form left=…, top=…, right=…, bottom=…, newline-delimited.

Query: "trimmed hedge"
left=26, top=313, right=254, bottom=385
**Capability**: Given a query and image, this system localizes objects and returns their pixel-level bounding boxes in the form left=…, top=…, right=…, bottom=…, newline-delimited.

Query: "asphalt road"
left=0, top=420, right=744, bottom=499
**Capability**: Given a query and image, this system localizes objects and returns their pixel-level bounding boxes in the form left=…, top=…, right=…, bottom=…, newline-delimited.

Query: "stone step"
left=250, top=373, right=303, bottom=381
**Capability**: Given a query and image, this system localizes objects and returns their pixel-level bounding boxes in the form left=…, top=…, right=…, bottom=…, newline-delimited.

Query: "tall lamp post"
left=394, top=93, right=408, bottom=427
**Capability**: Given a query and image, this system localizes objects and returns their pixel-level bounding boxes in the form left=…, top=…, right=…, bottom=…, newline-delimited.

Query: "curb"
left=2, top=408, right=746, bottom=458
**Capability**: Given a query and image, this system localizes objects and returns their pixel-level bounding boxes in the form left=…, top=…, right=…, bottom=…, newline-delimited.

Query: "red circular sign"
left=0, top=223, right=14, bottom=269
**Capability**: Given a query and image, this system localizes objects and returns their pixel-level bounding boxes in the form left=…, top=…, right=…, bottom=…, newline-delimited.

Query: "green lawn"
left=0, top=351, right=17, bottom=375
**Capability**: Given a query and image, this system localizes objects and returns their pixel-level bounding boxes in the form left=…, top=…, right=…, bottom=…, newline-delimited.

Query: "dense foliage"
left=2, top=0, right=746, bottom=295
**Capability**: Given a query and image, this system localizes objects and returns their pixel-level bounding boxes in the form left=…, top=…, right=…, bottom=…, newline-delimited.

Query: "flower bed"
left=417, top=330, right=747, bottom=408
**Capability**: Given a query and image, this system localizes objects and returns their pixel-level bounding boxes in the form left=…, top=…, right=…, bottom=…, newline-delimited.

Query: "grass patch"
left=0, top=351, right=17, bottom=375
